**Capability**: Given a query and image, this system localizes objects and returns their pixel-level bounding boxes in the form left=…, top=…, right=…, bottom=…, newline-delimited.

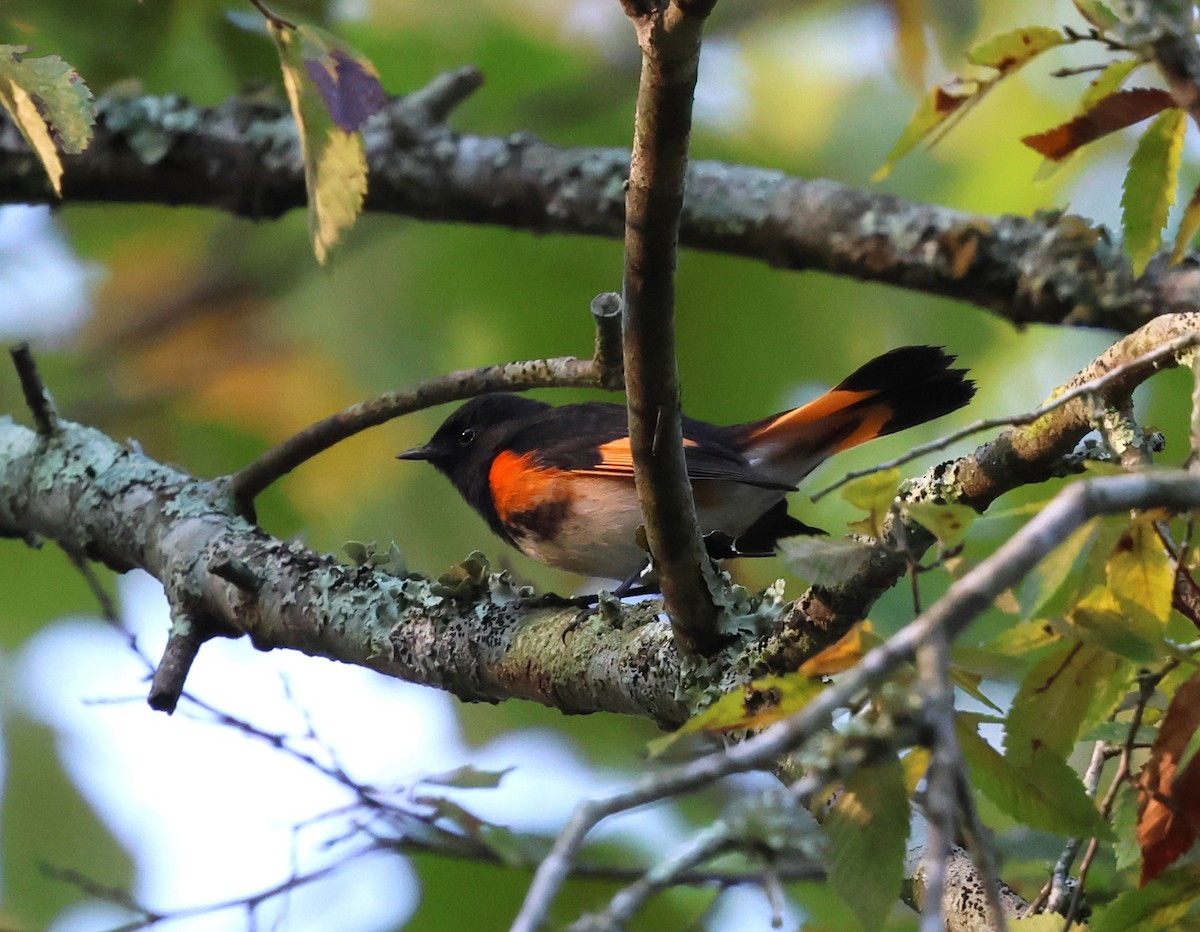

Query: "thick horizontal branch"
left=1, top=79, right=1194, bottom=332
left=0, top=415, right=688, bottom=726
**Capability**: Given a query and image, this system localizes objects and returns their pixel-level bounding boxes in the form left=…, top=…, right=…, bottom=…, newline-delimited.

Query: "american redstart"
left=398, top=346, right=973, bottom=585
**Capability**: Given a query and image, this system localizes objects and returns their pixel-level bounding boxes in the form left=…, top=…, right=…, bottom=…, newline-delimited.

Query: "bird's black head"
left=397, top=393, right=550, bottom=512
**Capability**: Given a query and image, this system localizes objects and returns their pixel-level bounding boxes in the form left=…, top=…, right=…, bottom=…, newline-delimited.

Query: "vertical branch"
left=620, top=0, right=721, bottom=656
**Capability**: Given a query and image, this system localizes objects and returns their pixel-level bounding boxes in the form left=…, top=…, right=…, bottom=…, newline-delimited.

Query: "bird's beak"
left=396, top=445, right=433, bottom=461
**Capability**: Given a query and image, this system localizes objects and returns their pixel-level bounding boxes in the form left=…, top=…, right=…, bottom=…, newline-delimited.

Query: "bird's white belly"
left=511, top=477, right=785, bottom=581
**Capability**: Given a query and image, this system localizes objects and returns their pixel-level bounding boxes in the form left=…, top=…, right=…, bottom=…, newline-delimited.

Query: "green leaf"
left=1018, top=517, right=1100, bottom=620
left=1091, top=864, right=1200, bottom=932
left=1069, top=585, right=1171, bottom=664
left=270, top=23, right=383, bottom=263
left=904, top=501, right=977, bottom=548
left=1009, top=916, right=1088, bottom=931
left=1107, top=519, right=1174, bottom=623
left=826, top=755, right=909, bottom=931
left=0, top=45, right=95, bottom=196
left=959, top=721, right=1111, bottom=838
left=1006, top=641, right=1121, bottom=766
left=1072, top=0, right=1120, bottom=31
left=873, top=80, right=980, bottom=181
left=1111, top=780, right=1142, bottom=873
left=1171, top=180, right=1200, bottom=264
left=777, top=536, right=875, bottom=586
left=1122, top=107, right=1187, bottom=277
left=421, top=765, right=513, bottom=789
left=840, top=467, right=901, bottom=537
left=1081, top=59, right=1142, bottom=112
left=966, top=26, right=1066, bottom=74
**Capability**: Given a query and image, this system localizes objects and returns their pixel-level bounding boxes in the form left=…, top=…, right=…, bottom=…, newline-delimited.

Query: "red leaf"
left=1138, top=669, right=1200, bottom=885
left=1022, top=88, right=1175, bottom=160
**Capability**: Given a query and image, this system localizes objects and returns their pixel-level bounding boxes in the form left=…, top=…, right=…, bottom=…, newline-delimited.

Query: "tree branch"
left=759, top=311, right=1200, bottom=668
left=620, top=0, right=720, bottom=656
left=0, top=413, right=689, bottom=724
left=4, top=82, right=1196, bottom=332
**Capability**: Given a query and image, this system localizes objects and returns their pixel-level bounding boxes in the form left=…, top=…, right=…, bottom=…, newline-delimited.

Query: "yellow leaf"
left=841, top=468, right=900, bottom=538
left=312, top=128, right=368, bottom=264
left=904, top=501, right=977, bottom=548
left=0, top=46, right=95, bottom=197
left=1172, top=181, right=1200, bottom=265
left=966, top=26, right=1066, bottom=74
left=271, top=24, right=379, bottom=264
left=1107, top=519, right=1174, bottom=623
left=0, top=78, right=62, bottom=194
left=799, top=621, right=881, bottom=677
left=649, top=674, right=825, bottom=756
left=873, top=80, right=979, bottom=181
left=900, top=746, right=931, bottom=796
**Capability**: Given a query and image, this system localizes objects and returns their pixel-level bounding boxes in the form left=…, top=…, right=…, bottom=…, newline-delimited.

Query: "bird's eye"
left=458, top=427, right=476, bottom=446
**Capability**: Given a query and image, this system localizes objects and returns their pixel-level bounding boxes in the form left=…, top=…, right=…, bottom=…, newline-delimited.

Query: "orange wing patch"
left=489, top=450, right=574, bottom=523
left=588, top=436, right=697, bottom=478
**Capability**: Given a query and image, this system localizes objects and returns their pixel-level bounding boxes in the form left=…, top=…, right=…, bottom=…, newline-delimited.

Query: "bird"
left=397, top=346, right=973, bottom=587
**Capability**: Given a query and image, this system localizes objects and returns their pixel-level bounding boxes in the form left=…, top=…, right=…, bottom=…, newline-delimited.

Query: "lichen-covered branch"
left=1, top=80, right=1194, bottom=333
left=0, top=415, right=688, bottom=726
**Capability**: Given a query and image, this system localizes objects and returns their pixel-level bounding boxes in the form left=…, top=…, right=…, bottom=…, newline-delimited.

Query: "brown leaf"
left=1137, top=668, right=1200, bottom=885
left=1022, top=88, right=1175, bottom=161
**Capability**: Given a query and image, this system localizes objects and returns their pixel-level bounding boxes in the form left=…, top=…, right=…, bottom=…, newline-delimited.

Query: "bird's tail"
left=734, top=345, right=974, bottom=484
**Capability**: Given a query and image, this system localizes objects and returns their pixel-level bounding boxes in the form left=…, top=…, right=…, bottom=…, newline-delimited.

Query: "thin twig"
left=915, top=626, right=957, bottom=932
left=248, top=0, right=296, bottom=30
left=9, top=342, right=59, bottom=436
left=230, top=314, right=621, bottom=511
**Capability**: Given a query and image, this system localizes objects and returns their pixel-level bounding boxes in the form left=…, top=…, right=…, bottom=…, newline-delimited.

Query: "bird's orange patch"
left=746, top=389, right=877, bottom=445
left=590, top=435, right=698, bottom=477
left=831, top=408, right=891, bottom=452
left=489, top=450, right=573, bottom=522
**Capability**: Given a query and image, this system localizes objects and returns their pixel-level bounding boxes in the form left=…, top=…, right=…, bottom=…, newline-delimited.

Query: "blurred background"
left=1, top=0, right=1193, bottom=928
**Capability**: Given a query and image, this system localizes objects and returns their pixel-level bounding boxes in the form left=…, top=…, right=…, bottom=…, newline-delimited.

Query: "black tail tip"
left=838, top=345, right=975, bottom=431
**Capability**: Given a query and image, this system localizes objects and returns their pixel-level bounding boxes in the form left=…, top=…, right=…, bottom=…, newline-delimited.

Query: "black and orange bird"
left=398, top=346, right=973, bottom=586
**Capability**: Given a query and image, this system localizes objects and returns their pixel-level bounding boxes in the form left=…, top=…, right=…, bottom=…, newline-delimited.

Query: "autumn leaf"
left=1122, top=107, right=1187, bottom=277
left=1106, top=519, right=1174, bottom=623
left=959, top=718, right=1111, bottom=838
left=647, top=673, right=825, bottom=756
left=0, top=45, right=94, bottom=196
left=1091, top=864, right=1200, bottom=930
left=1022, top=88, right=1174, bottom=161
left=1080, top=59, right=1142, bottom=112
left=270, top=23, right=386, bottom=263
left=873, top=80, right=979, bottom=181
left=1137, top=669, right=1200, bottom=886
left=799, top=621, right=881, bottom=677
left=966, top=26, right=1065, bottom=75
